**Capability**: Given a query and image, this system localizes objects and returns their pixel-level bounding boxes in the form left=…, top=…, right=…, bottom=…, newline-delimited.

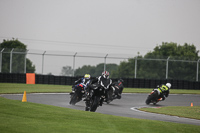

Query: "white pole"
left=0, top=48, right=5, bottom=72
left=73, top=52, right=77, bottom=77
left=166, top=56, right=170, bottom=79
left=42, top=51, right=46, bottom=74
left=24, top=50, right=28, bottom=73
left=104, top=54, right=108, bottom=72
left=10, top=48, right=14, bottom=73
left=196, top=59, right=200, bottom=81
left=135, top=56, right=137, bottom=78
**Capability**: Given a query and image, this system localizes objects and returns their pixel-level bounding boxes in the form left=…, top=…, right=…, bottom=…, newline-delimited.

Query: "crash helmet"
left=84, top=74, right=91, bottom=79
left=102, top=71, right=109, bottom=79
left=118, top=79, right=124, bottom=83
left=166, top=83, right=171, bottom=89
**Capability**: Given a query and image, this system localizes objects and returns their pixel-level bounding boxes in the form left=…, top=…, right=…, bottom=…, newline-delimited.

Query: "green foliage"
left=147, top=42, right=199, bottom=60
left=1, top=83, right=200, bottom=94
left=112, top=42, right=200, bottom=81
left=140, top=106, right=200, bottom=120
left=75, top=63, right=118, bottom=77
left=143, top=42, right=199, bottom=80
left=0, top=39, right=35, bottom=73
left=0, top=38, right=26, bottom=49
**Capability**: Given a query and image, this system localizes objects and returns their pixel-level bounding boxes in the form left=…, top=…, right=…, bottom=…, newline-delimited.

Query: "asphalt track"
left=1, top=93, right=200, bottom=126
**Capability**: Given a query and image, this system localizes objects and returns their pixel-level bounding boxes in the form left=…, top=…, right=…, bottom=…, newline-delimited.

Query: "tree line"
left=0, top=39, right=35, bottom=73
left=1, top=39, right=199, bottom=81
left=73, top=42, right=200, bottom=81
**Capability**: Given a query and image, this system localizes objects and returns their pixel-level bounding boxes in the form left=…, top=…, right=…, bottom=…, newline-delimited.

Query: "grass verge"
left=1, top=83, right=200, bottom=94
left=139, top=106, right=200, bottom=120
left=0, top=97, right=200, bottom=133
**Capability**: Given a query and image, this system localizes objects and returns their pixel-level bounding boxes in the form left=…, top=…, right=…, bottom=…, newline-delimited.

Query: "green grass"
left=1, top=83, right=200, bottom=132
left=1, top=83, right=200, bottom=94
left=0, top=97, right=200, bottom=133
left=0, top=83, right=71, bottom=94
left=139, top=106, right=200, bottom=120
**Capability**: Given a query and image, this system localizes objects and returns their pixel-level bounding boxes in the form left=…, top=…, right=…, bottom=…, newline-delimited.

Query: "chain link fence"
left=0, top=48, right=199, bottom=81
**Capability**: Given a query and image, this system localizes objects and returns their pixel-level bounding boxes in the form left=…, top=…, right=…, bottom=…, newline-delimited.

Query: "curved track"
left=1, top=93, right=200, bottom=125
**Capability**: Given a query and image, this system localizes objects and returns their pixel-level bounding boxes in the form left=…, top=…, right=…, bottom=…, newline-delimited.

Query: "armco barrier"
left=0, top=73, right=200, bottom=90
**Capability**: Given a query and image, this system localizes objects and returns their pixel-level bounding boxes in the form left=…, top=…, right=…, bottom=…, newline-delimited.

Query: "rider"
left=84, top=71, right=112, bottom=104
left=155, top=83, right=171, bottom=101
left=112, top=79, right=124, bottom=99
left=71, top=74, right=91, bottom=94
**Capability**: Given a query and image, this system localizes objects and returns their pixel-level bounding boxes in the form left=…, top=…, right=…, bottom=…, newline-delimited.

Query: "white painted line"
left=130, top=106, right=181, bottom=118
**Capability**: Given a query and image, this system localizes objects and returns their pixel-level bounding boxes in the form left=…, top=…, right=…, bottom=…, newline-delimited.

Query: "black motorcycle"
left=145, top=90, right=162, bottom=105
left=69, top=84, right=85, bottom=105
left=105, top=85, right=123, bottom=104
left=85, top=83, right=111, bottom=112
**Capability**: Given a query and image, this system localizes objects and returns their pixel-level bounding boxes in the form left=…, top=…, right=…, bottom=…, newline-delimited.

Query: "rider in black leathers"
left=84, top=71, right=112, bottom=105
left=112, top=79, right=124, bottom=99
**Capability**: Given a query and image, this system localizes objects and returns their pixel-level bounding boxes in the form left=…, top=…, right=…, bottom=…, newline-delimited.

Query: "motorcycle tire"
left=145, top=95, right=151, bottom=105
left=69, top=93, right=78, bottom=105
left=90, top=96, right=100, bottom=112
left=145, top=92, right=157, bottom=105
left=106, top=90, right=113, bottom=104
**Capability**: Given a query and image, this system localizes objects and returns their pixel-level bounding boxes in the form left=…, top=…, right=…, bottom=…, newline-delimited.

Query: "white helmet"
left=166, top=83, right=171, bottom=89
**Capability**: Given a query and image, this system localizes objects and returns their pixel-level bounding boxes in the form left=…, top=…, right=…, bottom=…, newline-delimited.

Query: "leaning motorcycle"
left=85, top=83, right=111, bottom=112
left=104, top=86, right=114, bottom=104
left=145, top=90, right=162, bottom=105
left=69, top=84, right=85, bottom=105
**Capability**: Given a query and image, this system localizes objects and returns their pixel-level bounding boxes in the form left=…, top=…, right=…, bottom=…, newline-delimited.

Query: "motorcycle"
left=69, top=84, right=85, bottom=105
left=105, top=85, right=123, bottom=104
left=85, top=82, right=111, bottom=112
left=145, top=90, right=162, bottom=105
left=104, top=86, right=114, bottom=104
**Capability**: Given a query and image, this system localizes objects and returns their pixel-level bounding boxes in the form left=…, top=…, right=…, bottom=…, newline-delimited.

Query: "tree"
left=142, top=42, right=199, bottom=80
left=0, top=38, right=35, bottom=73
left=111, top=58, right=136, bottom=78
left=112, top=42, right=200, bottom=81
left=74, top=63, right=118, bottom=78
left=75, top=65, right=95, bottom=77
left=60, top=66, right=73, bottom=76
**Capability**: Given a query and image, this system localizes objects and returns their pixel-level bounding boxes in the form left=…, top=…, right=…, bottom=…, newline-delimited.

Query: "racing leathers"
left=111, top=80, right=124, bottom=99
left=84, top=75, right=112, bottom=102
left=154, top=84, right=169, bottom=101
left=71, top=77, right=91, bottom=93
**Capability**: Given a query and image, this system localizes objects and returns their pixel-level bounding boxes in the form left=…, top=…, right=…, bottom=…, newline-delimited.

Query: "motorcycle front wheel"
left=90, top=96, right=100, bottom=112
left=69, top=93, right=78, bottom=105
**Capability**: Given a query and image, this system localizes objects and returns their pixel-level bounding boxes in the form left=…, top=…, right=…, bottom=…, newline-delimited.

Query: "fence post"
left=104, top=54, right=108, bottom=71
left=197, top=59, right=200, bottom=81
left=0, top=48, right=5, bottom=72
left=24, top=50, right=28, bottom=73
left=135, top=56, right=137, bottom=78
left=73, top=52, right=77, bottom=77
left=42, top=51, right=46, bottom=74
left=166, top=56, right=170, bottom=79
left=10, top=48, right=14, bottom=73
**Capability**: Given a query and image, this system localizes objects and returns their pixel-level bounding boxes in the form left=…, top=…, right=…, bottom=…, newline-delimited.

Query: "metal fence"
left=1, top=73, right=200, bottom=89
left=0, top=48, right=200, bottom=81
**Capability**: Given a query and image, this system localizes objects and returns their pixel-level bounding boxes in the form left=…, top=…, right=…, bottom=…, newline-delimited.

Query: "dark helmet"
left=102, top=71, right=109, bottom=79
left=118, top=79, right=124, bottom=83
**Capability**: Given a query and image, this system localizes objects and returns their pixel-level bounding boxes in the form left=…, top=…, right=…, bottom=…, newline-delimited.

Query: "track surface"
left=1, top=93, right=200, bottom=126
